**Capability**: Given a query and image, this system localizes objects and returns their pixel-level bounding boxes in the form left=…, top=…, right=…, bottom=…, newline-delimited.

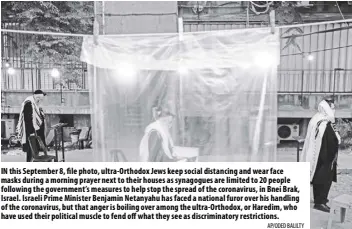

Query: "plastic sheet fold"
left=81, top=28, right=280, bottom=162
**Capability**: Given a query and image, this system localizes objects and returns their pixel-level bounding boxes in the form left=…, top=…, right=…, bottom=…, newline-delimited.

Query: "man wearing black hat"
left=16, top=90, right=47, bottom=162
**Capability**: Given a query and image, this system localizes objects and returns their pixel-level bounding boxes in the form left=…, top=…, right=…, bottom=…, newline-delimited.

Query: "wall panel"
left=183, top=22, right=352, bottom=92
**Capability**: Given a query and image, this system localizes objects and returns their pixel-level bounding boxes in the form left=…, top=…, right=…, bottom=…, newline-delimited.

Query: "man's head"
left=324, top=96, right=335, bottom=110
left=33, top=90, right=46, bottom=105
left=154, top=107, right=175, bottom=128
left=318, top=97, right=336, bottom=123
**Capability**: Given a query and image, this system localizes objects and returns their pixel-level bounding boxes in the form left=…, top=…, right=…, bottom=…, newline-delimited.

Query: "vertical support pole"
left=270, top=10, right=275, bottom=34
left=38, top=65, right=41, bottom=89
left=21, top=63, right=24, bottom=90
left=60, top=83, right=63, bottom=104
left=92, top=2, right=106, bottom=161
left=333, top=69, right=336, bottom=97
left=246, top=3, right=250, bottom=28
left=31, top=61, right=34, bottom=92
left=61, top=126, right=65, bottom=162
left=333, top=68, right=344, bottom=98
left=178, top=16, right=184, bottom=146
left=251, top=11, right=275, bottom=161
left=301, top=70, right=304, bottom=106
left=296, top=141, right=300, bottom=162
left=81, top=62, right=84, bottom=89
left=178, top=17, right=184, bottom=41
left=92, top=1, right=99, bottom=161
left=7, top=67, right=10, bottom=90
left=102, top=1, right=105, bottom=35
left=54, top=128, right=58, bottom=162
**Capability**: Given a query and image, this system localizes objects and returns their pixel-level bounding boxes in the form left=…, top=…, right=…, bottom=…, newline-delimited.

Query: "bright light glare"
left=213, top=68, right=226, bottom=75
left=117, top=63, right=135, bottom=77
left=7, top=67, right=15, bottom=75
left=178, top=66, right=188, bottom=74
left=5, top=63, right=10, bottom=68
left=115, top=63, right=137, bottom=84
left=51, top=68, right=60, bottom=78
left=254, top=52, right=274, bottom=68
left=307, top=54, right=314, bottom=61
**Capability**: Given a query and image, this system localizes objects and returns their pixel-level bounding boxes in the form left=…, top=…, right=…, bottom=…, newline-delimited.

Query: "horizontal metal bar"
left=3, top=19, right=352, bottom=37
left=278, top=69, right=352, bottom=71
left=178, top=5, right=246, bottom=9
left=1, top=89, right=89, bottom=93
left=278, top=92, right=352, bottom=94
left=2, top=88, right=351, bottom=94
left=98, top=13, right=177, bottom=17
left=1, top=29, right=91, bottom=37
left=183, top=20, right=268, bottom=24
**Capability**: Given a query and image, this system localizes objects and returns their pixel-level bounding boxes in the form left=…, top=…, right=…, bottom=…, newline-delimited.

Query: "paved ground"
left=2, top=147, right=351, bottom=167
left=316, top=173, right=352, bottom=229
left=1, top=147, right=352, bottom=229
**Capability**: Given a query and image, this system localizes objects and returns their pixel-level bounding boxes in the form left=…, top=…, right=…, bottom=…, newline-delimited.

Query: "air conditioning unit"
left=1, top=119, right=16, bottom=139
left=277, top=124, right=299, bottom=142
left=348, top=1, right=352, bottom=6
left=296, top=1, right=313, bottom=7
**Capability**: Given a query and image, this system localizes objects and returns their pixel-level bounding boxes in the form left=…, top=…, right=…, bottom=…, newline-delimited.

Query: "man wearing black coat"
left=16, top=90, right=47, bottom=162
left=301, top=98, right=341, bottom=213
left=311, top=119, right=339, bottom=212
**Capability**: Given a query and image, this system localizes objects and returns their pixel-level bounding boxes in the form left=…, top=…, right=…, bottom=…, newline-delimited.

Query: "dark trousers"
left=312, top=181, right=332, bottom=205
left=26, top=148, right=32, bottom=162
left=79, top=140, right=84, bottom=150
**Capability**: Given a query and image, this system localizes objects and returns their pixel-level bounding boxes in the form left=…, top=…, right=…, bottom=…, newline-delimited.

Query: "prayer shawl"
left=300, top=100, right=341, bottom=182
left=139, top=120, right=174, bottom=162
left=16, top=96, right=43, bottom=144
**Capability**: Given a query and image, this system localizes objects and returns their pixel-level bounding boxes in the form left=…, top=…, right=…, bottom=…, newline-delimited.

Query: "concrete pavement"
left=1, top=147, right=352, bottom=229
left=2, top=147, right=351, bottom=168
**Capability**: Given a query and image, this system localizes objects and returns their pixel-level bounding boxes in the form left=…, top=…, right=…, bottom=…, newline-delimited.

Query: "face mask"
left=330, top=104, right=335, bottom=114
left=160, top=117, right=172, bottom=129
left=34, top=95, right=44, bottom=103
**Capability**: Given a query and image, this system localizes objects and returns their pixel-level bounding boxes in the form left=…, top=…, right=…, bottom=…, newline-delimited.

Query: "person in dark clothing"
left=312, top=121, right=339, bottom=210
left=301, top=98, right=341, bottom=213
left=16, top=90, right=47, bottom=162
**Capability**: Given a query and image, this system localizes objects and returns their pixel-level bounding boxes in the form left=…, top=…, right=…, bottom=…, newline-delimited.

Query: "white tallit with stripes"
left=16, top=96, right=43, bottom=144
left=139, top=120, right=174, bottom=162
left=300, top=100, right=341, bottom=182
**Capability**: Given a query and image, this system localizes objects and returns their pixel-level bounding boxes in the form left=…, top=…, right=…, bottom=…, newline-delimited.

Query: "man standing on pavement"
left=301, top=97, right=341, bottom=212
left=16, top=90, right=47, bottom=162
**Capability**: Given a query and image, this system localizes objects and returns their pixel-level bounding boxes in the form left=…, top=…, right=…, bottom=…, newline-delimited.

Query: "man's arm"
left=23, top=102, right=35, bottom=135
left=320, top=122, right=338, bottom=170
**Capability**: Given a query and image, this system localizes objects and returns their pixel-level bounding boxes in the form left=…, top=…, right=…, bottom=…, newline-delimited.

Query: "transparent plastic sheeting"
left=81, top=28, right=280, bottom=162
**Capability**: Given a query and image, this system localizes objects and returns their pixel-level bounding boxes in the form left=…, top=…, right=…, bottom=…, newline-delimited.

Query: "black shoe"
left=323, top=204, right=330, bottom=211
left=314, top=204, right=330, bottom=213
